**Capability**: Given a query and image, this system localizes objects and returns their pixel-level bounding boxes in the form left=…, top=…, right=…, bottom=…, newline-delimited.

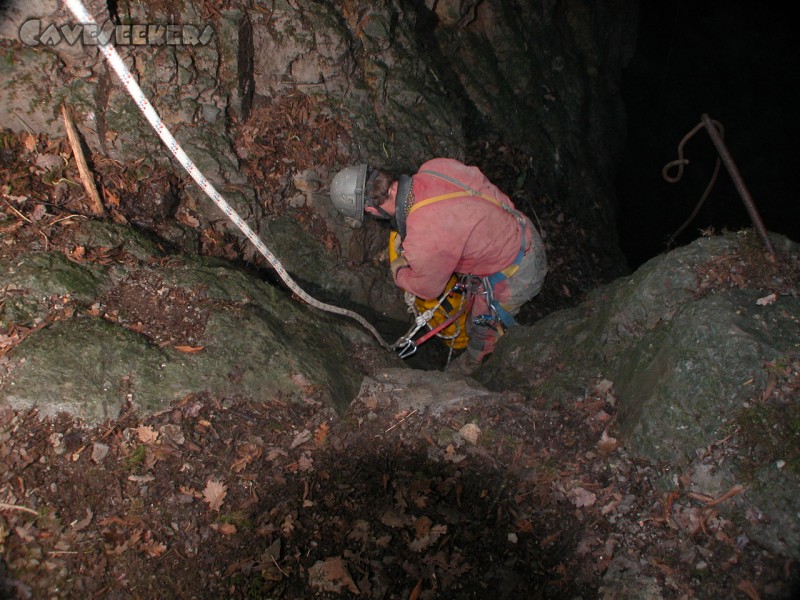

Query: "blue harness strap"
left=482, top=219, right=527, bottom=328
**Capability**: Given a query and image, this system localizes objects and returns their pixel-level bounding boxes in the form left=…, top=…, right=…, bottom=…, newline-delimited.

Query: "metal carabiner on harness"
left=391, top=276, right=476, bottom=358
left=396, top=338, right=419, bottom=359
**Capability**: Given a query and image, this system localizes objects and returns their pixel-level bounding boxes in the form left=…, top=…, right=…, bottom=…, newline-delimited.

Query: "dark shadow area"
left=617, top=1, right=800, bottom=268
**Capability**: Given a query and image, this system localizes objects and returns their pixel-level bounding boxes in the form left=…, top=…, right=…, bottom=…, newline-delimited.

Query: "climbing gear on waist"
left=389, top=231, right=471, bottom=357
left=63, top=0, right=392, bottom=351
left=393, top=279, right=475, bottom=359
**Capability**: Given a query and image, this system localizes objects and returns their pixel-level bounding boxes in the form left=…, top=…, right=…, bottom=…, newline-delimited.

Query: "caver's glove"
left=390, top=254, right=409, bottom=278
left=391, top=233, right=403, bottom=256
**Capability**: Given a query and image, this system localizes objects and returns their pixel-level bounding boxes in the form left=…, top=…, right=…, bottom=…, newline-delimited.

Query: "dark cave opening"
left=616, top=1, right=800, bottom=268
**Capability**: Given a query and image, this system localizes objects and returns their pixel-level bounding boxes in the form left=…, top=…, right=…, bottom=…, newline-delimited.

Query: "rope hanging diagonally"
left=61, top=0, right=391, bottom=350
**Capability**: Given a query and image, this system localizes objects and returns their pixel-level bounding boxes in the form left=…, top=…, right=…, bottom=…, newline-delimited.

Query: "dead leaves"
left=210, top=522, right=237, bottom=536
left=231, top=438, right=264, bottom=473
left=315, top=422, right=330, bottom=447
left=202, top=479, right=227, bottom=513
left=597, top=430, right=620, bottom=457
left=308, top=557, right=360, bottom=595
left=0, top=329, right=24, bottom=356
left=65, top=244, right=125, bottom=265
left=136, top=425, right=159, bottom=445
left=290, top=428, right=313, bottom=449
left=567, top=486, right=597, bottom=508
left=174, top=345, right=205, bottom=353
left=409, top=517, right=447, bottom=552
left=141, top=538, right=167, bottom=557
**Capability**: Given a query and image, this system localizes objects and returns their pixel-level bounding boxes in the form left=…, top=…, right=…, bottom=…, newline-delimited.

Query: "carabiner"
left=396, top=339, right=418, bottom=359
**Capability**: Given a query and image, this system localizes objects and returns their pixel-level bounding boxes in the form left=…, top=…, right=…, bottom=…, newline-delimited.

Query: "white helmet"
left=330, top=164, right=375, bottom=222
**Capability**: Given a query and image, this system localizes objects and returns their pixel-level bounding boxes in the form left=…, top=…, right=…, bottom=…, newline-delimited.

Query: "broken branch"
left=61, top=104, right=105, bottom=216
left=0, top=502, right=40, bottom=516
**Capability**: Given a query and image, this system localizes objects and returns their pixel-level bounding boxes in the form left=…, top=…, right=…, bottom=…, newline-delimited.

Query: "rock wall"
left=481, top=231, right=800, bottom=559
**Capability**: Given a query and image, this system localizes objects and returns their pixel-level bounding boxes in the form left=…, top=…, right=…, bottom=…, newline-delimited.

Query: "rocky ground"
left=1, top=127, right=798, bottom=598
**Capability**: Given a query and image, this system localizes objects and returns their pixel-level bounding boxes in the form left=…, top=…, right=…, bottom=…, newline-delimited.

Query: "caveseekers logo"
left=19, top=19, right=214, bottom=46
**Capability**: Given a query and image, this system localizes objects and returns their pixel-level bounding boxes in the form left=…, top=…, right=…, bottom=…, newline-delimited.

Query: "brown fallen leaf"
left=413, top=516, right=433, bottom=540
left=736, top=579, right=761, bottom=600
left=315, top=422, right=329, bottom=447
left=409, top=579, right=423, bottom=600
left=136, top=425, right=159, bottom=445
left=290, top=429, right=312, bottom=449
left=308, top=557, right=360, bottom=595
left=597, top=430, right=620, bottom=457
left=174, top=345, right=205, bottom=353
left=103, top=187, right=121, bottom=208
left=21, top=131, right=37, bottom=152
left=568, top=487, right=597, bottom=508
left=409, top=524, right=447, bottom=552
left=68, top=246, right=86, bottom=262
left=203, top=479, right=227, bottom=512
left=211, top=523, right=237, bottom=536
left=231, top=441, right=262, bottom=473
left=141, top=540, right=167, bottom=557
left=176, top=211, right=200, bottom=228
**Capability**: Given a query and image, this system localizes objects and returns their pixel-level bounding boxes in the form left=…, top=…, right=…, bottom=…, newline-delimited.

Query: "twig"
left=61, top=104, right=105, bottom=216
left=688, top=484, right=745, bottom=507
left=1, top=196, right=32, bottom=223
left=48, top=214, right=88, bottom=227
left=0, top=502, right=39, bottom=516
left=705, top=484, right=745, bottom=506
left=736, top=579, right=761, bottom=600
left=271, top=555, right=288, bottom=577
left=384, top=408, right=419, bottom=433
left=12, top=110, right=36, bottom=135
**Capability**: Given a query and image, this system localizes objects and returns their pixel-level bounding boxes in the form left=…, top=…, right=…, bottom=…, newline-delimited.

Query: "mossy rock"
left=0, top=252, right=109, bottom=327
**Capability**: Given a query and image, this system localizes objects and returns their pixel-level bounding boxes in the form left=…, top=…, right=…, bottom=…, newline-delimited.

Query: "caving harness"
left=390, top=170, right=530, bottom=358
left=389, top=231, right=473, bottom=358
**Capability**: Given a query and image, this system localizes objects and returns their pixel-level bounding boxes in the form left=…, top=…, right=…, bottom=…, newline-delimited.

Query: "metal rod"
left=701, top=113, right=776, bottom=257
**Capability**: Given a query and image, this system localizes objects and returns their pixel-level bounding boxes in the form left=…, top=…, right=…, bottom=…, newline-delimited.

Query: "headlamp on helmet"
left=329, top=164, right=378, bottom=224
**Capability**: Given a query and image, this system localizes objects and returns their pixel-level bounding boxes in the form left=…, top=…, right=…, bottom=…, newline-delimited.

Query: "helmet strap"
left=394, top=175, right=412, bottom=239
left=372, top=206, right=399, bottom=233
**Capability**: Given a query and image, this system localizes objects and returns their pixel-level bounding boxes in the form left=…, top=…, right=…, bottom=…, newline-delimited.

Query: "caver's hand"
left=390, top=254, right=409, bottom=278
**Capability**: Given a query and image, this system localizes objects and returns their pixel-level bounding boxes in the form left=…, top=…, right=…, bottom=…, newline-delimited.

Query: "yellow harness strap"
left=408, top=171, right=525, bottom=281
left=408, top=189, right=509, bottom=215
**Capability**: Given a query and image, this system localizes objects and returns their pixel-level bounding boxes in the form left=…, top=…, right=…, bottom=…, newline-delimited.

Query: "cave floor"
left=1, top=129, right=797, bottom=599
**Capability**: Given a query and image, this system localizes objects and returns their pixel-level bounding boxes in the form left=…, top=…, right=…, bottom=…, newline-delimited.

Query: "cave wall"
left=0, top=0, right=638, bottom=314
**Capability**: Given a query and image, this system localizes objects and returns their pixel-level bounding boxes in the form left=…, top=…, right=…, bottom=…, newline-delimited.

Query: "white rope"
left=62, top=0, right=391, bottom=350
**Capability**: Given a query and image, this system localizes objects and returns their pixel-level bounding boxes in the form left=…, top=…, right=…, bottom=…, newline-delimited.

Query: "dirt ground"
left=1, top=127, right=799, bottom=599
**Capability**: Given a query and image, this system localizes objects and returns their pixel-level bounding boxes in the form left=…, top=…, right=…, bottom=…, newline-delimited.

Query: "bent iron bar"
left=664, top=114, right=776, bottom=258
left=699, top=114, right=775, bottom=258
